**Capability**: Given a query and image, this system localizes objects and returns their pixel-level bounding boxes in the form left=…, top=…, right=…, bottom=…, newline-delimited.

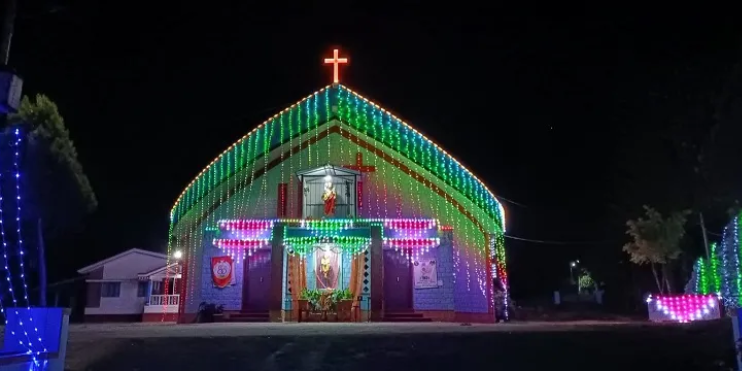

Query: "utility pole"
left=1, top=0, right=20, bottom=128
left=1, top=0, right=17, bottom=66
left=700, top=212, right=711, bottom=262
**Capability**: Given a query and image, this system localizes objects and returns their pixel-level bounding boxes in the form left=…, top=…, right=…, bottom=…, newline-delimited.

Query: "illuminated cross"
left=324, top=49, right=348, bottom=84
left=344, top=153, right=376, bottom=173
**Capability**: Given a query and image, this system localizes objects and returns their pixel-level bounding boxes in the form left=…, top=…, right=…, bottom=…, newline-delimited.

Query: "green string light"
left=284, top=236, right=371, bottom=257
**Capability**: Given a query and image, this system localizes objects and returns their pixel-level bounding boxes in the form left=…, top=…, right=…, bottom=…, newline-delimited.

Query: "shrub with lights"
left=686, top=211, right=742, bottom=309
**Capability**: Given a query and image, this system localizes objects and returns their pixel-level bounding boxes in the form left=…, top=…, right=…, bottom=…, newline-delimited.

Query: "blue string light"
left=12, top=128, right=46, bottom=356
left=737, top=215, right=742, bottom=307
left=720, top=223, right=732, bottom=305
left=0, top=130, right=26, bottom=354
left=718, top=215, right=742, bottom=309
left=0, top=127, right=40, bottom=364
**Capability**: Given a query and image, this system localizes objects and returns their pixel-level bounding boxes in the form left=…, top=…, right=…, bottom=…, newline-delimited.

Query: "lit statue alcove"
left=296, top=165, right=360, bottom=218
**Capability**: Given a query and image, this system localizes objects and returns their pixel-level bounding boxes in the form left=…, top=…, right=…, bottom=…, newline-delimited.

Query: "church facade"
left=166, top=75, right=508, bottom=323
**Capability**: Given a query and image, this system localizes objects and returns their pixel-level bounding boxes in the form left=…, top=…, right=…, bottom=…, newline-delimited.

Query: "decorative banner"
left=315, top=244, right=339, bottom=290
left=211, top=256, right=235, bottom=288
left=414, top=259, right=438, bottom=289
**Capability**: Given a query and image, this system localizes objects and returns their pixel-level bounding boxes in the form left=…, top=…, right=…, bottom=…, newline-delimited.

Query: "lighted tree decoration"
left=578, top=268, right=594, bottom=292
left=623, top=205, right=690, bottom=294
left=9, top=94, right=97, bottom=306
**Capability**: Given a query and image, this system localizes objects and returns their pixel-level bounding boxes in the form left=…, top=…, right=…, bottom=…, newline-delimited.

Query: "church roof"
left=170, top=84, right=506, bottom=230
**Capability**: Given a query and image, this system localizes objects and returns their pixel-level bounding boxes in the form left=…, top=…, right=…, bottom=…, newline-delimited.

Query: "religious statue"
left=320, top=252, right=331, bottom=279
left=321, top=181, right=336, bottom=216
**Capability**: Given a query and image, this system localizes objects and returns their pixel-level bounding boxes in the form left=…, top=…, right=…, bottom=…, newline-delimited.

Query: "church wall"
left=453, top=242, right=490, bottom=315
left=199, top=241, right=245, bottom=311
left=282, top=249, right=289, bottom=311
left=412, top=237, right=455, bottom=311
left=175, top=123, right=496, bottom=316
left=183, top=239, right=205, bottom=314
left=306, top=250, right=316, bottom=291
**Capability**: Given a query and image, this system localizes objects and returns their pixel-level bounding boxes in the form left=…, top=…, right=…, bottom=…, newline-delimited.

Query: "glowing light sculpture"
left=324, top=49, right=348, bottom=84
left=686, top=212, right=742, bottom=308
left=646, top=294, right=721, bottom=323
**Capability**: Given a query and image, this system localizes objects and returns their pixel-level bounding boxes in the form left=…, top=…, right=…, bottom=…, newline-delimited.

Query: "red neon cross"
left=344, top=153, right=376, bottom=173
left=324, top=49, right=348, bottom=84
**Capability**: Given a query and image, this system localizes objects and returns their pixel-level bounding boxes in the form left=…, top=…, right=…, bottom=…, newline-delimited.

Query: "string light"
left=0, top=129, right=30, bottom=357
left=0, top=127, right=48, bottom=365
left=646, top=294, right=720, bottom=323
left=169, top=85, right=504, bottom=234
left=689, top=214, right=740, bottom=308
left=14, top=128, right=46, bottom=356
left=710, top=241, right=721, bottom=294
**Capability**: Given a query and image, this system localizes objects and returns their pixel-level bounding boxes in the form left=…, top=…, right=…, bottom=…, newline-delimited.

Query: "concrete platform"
left=67, top=320, right=652, bottom=339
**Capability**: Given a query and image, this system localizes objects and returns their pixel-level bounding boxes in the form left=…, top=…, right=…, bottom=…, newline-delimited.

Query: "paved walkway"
left=68, top=320, right=641, bottom=339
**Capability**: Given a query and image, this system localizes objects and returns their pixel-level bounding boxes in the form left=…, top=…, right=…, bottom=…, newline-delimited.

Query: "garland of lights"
left=0, top=127, right=48, bottom=364
left=688, top=213, right=742, bottom=308
left=646, top=294, right=719, bottom=323
left=168, top=85, right=504, bottom=232
left=697, top=258, right=707, bottom=294
left=710, top=241, right=721, bottom=294
left=284, top=236, right=371, bottom=256
left=12, top=129, right=43, bottom=351
left=690, top=243, right=723, bottom=296
left=0, top=129, right=31, bottom=356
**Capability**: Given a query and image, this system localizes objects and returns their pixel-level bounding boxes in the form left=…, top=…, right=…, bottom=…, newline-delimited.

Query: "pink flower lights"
left=218, top=220, right=275, bottom=231
left=383, top=219, right=437, bottom=230
left=646, top=294, right=721, bottom=323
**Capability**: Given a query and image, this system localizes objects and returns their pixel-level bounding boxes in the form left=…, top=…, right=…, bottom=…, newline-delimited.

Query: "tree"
left=623, top=206, right=689, bottom=293
left=611, top=48, right=742, bottom=263
left=8, top=94, right=97, bottom=305
left=577, top=268, right=594, bottom=292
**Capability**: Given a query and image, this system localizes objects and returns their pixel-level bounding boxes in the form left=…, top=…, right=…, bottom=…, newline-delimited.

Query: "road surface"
left=64, top=321, right=735, bottom=370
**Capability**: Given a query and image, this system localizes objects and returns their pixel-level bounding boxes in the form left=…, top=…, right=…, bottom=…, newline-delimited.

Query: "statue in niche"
left=322, top=181, right=337, bottom=216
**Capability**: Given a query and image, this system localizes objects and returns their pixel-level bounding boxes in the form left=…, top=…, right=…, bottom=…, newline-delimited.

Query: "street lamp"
left=569, top=260, right=579, bottom=287
left=570, top=260, right=582, bottom=294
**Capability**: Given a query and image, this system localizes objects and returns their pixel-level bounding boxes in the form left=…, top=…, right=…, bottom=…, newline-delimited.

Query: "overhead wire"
left=504, top=234, right=615, bottom=245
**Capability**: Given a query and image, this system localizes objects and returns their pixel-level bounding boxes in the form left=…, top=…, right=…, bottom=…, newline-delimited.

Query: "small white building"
left=77, top=248, right=182, bottom=322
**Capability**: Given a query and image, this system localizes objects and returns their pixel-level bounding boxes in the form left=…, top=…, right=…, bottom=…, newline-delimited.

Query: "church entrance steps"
left=216, top=311, right=270, bottom=323
left=382, top=312, right=432, bottom=322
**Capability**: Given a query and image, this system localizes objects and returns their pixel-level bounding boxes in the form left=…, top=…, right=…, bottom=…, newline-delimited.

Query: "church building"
left=166, top=50, right=508, bottom=323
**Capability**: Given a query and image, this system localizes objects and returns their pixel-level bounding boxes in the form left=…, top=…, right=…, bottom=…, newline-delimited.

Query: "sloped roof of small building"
left=77, top=248, right=168, bottom=274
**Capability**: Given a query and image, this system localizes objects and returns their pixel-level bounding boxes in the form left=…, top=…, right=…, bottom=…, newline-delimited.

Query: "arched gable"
left=169, top=85, right=506, bottom=234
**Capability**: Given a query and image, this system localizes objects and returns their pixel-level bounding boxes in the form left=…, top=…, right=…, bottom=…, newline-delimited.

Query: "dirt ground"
left=64, top=320, right=737, bottom=371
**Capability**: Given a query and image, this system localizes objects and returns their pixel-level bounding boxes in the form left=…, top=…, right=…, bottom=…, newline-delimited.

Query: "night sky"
left=7, top=4, right=742, bottom=298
